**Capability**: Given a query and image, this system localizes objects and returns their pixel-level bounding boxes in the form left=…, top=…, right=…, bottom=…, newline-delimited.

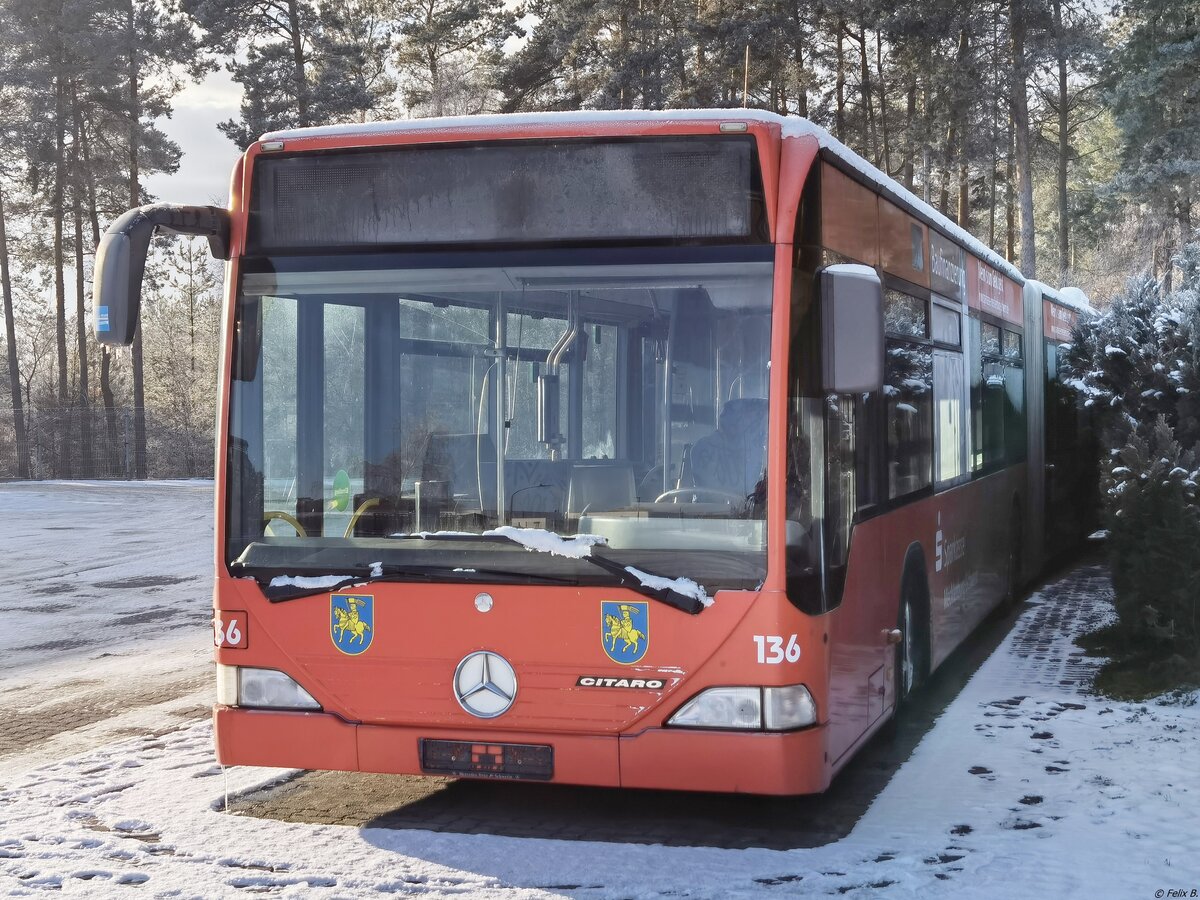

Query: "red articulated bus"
left=93, top=110, right=1094, bottom=795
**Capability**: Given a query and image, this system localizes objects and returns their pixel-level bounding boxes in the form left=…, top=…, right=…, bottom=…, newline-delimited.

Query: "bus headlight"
left=667, top=685, right=817, bottom=731
left=667, top=687, right=761, bottom=729
left=217, top=665, right=321, bottom=710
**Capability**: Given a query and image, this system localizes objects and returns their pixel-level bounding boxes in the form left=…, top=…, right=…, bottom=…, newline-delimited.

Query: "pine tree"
left=188, top=0, right=387, bottom=146
left=394, top=0, right=520, bottom=116
left=1107, top=0, right=1200, bottom=289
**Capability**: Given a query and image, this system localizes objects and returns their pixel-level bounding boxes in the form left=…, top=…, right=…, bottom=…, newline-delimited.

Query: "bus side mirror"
left=819, top=264, right=884, bottom=394
left=93, top=204, right=232, bottom=346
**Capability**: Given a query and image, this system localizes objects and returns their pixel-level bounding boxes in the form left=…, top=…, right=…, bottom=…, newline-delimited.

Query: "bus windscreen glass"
left=226, top=255, right=774, bottom=592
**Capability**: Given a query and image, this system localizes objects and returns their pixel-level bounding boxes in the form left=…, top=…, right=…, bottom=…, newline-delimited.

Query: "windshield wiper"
left=231, top=561, right=581, bottom=603
left=581, top=553, right=707, bottom=615
left=390, top=532, right=708, bottom=614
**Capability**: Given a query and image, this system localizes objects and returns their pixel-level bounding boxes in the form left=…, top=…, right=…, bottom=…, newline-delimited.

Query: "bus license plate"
left=419, top=739, right=553, bottom=780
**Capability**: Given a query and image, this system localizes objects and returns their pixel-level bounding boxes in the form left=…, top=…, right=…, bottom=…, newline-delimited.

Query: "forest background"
left=0, top=0, right=1194, bottom=478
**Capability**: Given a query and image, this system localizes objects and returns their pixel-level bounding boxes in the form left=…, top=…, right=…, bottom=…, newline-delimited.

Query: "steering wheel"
left=654, top=487, right=746, bottom=507
left=263, top=511, right=307, bottom=537
left=343, top=497, right=381, bottom=538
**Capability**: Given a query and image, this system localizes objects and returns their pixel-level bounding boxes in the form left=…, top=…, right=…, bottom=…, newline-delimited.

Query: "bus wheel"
left=1005, top=507, right=1023, bottom=607
left=895, top=572, right=928, bottom=707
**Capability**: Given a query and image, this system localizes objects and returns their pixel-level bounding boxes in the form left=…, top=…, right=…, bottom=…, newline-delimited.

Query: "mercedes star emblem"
left=453, top=651, right=517, bottom=718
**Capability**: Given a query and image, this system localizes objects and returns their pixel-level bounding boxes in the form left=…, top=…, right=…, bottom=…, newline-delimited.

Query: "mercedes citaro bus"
left=93, top=110, right=1094, bottom=795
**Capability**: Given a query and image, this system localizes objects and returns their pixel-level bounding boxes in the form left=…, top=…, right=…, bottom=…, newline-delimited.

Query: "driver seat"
left=687, top=398, right=768, bottom=498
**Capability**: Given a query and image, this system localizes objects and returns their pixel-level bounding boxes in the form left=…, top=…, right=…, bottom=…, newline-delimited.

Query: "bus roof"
left=260, top=109, right=1022, bottom=284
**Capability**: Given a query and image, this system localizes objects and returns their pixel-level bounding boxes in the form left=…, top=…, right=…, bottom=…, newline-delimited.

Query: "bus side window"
left=971, top=318, right=1022, bottom=471
left=932, top=302, right=967, bottom=486
left=883, top=289, right=933, bottom=499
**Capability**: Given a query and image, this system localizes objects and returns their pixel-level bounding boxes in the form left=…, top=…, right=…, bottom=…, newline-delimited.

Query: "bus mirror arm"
left=819, top=264, right=885, bottom=395
left=93, top=204, right=231, bottom=347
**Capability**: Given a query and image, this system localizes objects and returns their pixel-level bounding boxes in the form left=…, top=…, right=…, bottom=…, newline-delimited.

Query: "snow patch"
left=484, top=526, right=607, bottom=559
left=394, top=530, right=484, bottom=538
left=267, top=575, right=348, bottom=590
left=624, top=566, right=712, bottom=607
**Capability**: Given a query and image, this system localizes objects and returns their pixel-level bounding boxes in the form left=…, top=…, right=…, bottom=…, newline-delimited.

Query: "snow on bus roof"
left=1029, top=279, right=1095, bottom=314
left=1057, top=286, right=1093, bottom=313
left=260, top=109, right=1022, bottom=283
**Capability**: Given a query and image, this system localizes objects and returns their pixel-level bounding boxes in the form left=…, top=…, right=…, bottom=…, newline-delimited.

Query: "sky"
left=143, top=69, right=243, bottom=208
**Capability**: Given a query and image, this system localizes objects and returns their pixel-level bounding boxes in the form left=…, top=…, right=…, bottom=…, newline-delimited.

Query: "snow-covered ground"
left=0, top=485, right=1195, bottom=897
left=0, top=481, right=215, bottom=773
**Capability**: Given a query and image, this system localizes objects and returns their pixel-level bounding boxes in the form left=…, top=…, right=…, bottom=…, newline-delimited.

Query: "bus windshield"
left=226, top=251, right=774, bottom=591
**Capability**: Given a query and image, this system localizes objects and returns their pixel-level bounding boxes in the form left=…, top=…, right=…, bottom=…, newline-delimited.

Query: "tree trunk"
left=128, top=0, right=147, bottom=479
left=857, top=26, right=875, bottom=161
left=989, top=3, right=1002, bottom=250
left=0, top=185, right=30, bottom=479
left=53, top=73, right=72, bottom=477
left=957, top=28, right=971, bottom=229
left=877, top=32, right=891, bottom=174
left=1010, top=0, right=1037, bottom=278
left=835, top=21, right=846, bottom=141
left=70, top=84, right=92, bottom=476
left=957, top=105, right=970, bottom=230
left=792, top=9, right=808, bottom=117
left=1053, top=0, right=1069, bottom=278
left=428, top=48, right=440, bottom=116
left=941, top=28, right=970, bottom=220
left=286, top=0, right=309, bottom=123
left=903, top=80, right=916, bottom=190
left=1006, top=120, right=1017, bottom=263
left=940, top=118, right=956, bottom=217
left=988, top=135, right=998, bottom=249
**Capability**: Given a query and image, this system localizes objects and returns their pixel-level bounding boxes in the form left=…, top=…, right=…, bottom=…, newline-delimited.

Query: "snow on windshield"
left=267, top=575, right=350, bottom=590
left=624, top=566, right=712, bottom=607
left=483, top=526, right=607, bottom=559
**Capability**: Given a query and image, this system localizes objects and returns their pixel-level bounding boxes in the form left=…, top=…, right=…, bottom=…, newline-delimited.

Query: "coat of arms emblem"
left=331, top=593, right=374, bottom=655
left=601, top=601, right=648, bottom=665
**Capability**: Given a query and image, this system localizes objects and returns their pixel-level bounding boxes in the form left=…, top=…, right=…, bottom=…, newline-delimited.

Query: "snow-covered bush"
left=1065, top=270, right=1200, bottom=450
left=1104, top=419, right=1200, bottom=652
left=1066, top=245, right=1200, bottom=668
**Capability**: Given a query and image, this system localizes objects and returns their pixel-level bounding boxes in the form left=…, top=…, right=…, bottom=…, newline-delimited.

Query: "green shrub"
left=1065, top=247, right=1200, bottom=694
left=1104, top=418, right=1200, bottom=654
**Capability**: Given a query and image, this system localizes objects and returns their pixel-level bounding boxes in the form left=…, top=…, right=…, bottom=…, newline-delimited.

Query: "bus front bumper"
left=213, top=706, right=830, bottom=796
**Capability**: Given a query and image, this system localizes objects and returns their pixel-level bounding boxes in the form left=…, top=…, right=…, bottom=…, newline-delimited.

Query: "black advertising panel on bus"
left=247, top=137, right=769, bottom=252
left=930, top=230, right=967, bottom=301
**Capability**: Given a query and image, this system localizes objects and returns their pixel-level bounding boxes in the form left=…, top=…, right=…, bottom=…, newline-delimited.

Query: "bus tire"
left=895, top=562, right=930, bottom=710
left=1005, top=504, right=1023, bottom=607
